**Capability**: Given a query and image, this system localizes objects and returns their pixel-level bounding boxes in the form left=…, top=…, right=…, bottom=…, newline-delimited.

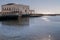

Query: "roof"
left=2, top=3, right=29, bottom=7
left=6, top=3, right=15, bottom=5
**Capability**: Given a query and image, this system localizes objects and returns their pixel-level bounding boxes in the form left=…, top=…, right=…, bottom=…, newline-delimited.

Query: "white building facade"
left=1, top=3, right=33, bottom=15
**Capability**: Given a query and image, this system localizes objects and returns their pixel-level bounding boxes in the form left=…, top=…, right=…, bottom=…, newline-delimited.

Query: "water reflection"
left=0, top=17, right=29, bottom=38
left=42, top=16, right=60, bottom=22
left=0, top=16, right=60, bottom=40
left=1, top=17, right=29, bottom=26
left=41, top=16, right=50, bottom=22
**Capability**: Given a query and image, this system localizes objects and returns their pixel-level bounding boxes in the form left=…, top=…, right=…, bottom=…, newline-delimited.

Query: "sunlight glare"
left=41, top=16, right=50, bottom=22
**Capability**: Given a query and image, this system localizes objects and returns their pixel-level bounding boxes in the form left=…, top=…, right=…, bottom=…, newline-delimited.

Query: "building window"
left=9, top=8, right=11, bottom=10
left=25, top=10, right=27, bottom=12
left=6, top=8, right=7, bottom=10
left=5, top=8, right=6, bottom=10
left=7, top=8, right=8, bottom=10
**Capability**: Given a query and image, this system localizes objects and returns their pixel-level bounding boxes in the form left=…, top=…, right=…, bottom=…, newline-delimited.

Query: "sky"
left=0, top=0, right=60, bottom=14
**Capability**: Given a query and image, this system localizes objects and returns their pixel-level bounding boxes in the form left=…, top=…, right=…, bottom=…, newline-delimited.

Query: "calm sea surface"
left=0, top=16, right=60, bottom=40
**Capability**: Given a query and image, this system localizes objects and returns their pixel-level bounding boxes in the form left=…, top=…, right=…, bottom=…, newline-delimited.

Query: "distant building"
left=1, top=3, right=34, bottom=15
left=29, top=10, right=35, bottom=14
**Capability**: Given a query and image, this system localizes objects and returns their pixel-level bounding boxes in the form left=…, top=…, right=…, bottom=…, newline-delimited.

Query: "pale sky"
left=0, top=0, right=60, bottom=14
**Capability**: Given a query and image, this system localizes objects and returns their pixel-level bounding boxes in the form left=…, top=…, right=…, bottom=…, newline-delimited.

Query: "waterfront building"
left=1, top=3, right=34, bottom=16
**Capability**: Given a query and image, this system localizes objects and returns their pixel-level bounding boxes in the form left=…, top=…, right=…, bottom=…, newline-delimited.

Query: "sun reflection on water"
left=41, top=16, right=50, bottom=22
